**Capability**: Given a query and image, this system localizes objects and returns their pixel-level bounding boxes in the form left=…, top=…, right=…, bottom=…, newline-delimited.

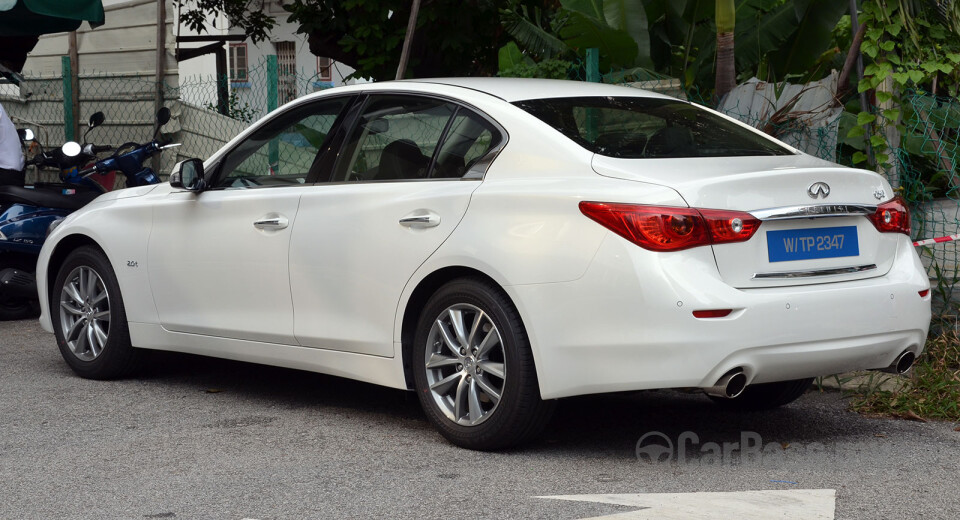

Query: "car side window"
left=215, top=98, right=347, bottom=189
left=430, top=109, right=502, bottom=179
left=336, top=96, right=457, bottom=182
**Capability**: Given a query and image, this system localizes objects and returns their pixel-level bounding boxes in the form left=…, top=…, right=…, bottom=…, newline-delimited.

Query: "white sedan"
left=37, top=78, right=931, bottom=450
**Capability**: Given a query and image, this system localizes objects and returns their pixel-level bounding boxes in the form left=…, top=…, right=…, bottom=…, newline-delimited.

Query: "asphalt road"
left=2, top=318, right=959, bottom=519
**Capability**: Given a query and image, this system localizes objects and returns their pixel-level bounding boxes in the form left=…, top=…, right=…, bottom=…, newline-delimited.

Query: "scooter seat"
left=0, top=185, right=101, bottom=211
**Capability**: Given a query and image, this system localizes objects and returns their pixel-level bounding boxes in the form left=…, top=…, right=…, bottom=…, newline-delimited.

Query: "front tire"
left=51, top=246, right=143, bottom=379
left=708, top=378, right=814, bottom=410
left=412, top=277, right=554, bottom=450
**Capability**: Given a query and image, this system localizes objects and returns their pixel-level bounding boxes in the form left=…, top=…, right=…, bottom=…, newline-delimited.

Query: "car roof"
left=383, top=77, right=673, bottom=103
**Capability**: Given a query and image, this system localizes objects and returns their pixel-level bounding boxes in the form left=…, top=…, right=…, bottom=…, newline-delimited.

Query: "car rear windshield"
left=513, top=96, right=794, bottom=158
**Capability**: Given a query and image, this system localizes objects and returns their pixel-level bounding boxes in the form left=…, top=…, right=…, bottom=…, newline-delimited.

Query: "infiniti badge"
left=807, top=182, right=830, bottom=199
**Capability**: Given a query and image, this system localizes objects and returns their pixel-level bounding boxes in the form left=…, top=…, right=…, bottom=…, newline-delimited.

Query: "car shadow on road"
left=138, top=350, right=861, bottom=455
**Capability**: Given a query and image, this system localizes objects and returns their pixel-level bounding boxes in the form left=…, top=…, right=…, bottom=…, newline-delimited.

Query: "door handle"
left=253, top=215, right=289, bottom=230
left=399, top=212, right=441, bottom=228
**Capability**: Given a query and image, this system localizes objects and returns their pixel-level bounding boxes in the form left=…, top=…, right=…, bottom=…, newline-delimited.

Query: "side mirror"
left=83, top=111, right=106, bottom=142
left=88, top=111, right=105, bottom=129
left=157, top=107, right=171, bottom=126
left=170, top=158, right=205, bottom=192
left=17, top=128, right=34, bottom=142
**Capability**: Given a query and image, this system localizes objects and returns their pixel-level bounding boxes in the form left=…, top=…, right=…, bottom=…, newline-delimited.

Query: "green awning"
left=0, top=0, right=105, bottom=37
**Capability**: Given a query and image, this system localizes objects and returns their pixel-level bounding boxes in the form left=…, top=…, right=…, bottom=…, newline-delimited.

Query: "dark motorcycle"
left=0, top=108, right=173, bottom=319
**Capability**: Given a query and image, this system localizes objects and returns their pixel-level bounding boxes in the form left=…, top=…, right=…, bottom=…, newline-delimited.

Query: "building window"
left=275, top=41, right=297, bottom=104
left=317, top=57, right=332, bottom=81
left=229, top=43, right=248, bottom=83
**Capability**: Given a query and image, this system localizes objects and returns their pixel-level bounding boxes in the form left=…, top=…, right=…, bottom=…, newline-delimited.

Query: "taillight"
left=870, top=196, right=910, bottom=235
left=579, top=202, right=760, bottom=252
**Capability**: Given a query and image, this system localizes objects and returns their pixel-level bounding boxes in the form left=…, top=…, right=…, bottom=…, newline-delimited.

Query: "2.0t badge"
left=807, top=181, right=830, bottom=199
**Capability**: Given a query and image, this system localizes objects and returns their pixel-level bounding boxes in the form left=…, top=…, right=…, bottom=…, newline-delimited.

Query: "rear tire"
left=708, top=377, right=814, bottom=410
left=412, top=277, right=555, bottom=450
left=51, top=246, right=143, bottom=379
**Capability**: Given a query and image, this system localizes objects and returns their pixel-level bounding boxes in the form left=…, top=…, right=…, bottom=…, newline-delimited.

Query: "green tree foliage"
left=178, top=0, right=518, bottom=81
left=849, top=1, right=960, bottom=175
left=499, top=0, right=849, bottom=94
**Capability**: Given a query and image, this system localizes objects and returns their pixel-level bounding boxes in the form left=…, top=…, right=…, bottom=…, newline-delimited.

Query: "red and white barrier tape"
left=913, top=234, right=960, bottom=247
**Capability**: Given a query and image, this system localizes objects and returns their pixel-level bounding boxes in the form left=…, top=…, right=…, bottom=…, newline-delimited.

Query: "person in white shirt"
left=0, top=101, right=25, bottom=185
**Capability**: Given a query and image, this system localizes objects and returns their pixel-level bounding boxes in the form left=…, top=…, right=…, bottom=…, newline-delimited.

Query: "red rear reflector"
left=692, top=309, right=732, bottom=318
left=579, top=202, right=760, bottom=252
left=919, top=289, right=930, bottom=298
left=869, top=196, right=910, bottom=235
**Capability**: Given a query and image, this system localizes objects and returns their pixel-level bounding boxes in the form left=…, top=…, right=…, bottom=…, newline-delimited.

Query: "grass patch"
left=847, top=331, right=960, bottom=421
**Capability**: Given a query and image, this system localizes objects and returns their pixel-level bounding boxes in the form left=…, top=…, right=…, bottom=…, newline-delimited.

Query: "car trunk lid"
left=591, top=154, right=901, bottom=288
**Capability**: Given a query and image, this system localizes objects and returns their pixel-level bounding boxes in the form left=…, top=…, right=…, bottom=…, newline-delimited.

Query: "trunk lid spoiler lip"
left=749, top=203, right=878, bottom=221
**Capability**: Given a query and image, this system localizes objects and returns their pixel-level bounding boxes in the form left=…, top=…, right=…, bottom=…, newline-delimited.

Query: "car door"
left=289, top=94, right=505, bottom=357
left=147, top=96, right=352, bottom=344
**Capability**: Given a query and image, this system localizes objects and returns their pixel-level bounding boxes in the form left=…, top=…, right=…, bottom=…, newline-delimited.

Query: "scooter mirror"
left=88, top=112, right=105, bottom=128
left=61, top=141, right=82, bottom=157
left=156, top=107, right=171, bottom=126
left=18, top=128, right=34, bottom=142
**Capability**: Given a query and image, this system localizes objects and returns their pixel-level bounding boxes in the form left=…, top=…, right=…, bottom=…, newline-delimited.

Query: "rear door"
left=289, top=94, right=505, bottom=357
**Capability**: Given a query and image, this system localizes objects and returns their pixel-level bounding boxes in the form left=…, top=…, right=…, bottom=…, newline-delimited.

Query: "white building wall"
left=170, top=0, right=360, bottom=109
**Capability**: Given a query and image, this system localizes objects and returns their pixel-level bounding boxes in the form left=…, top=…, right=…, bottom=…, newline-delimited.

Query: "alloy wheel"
left=423, top=303, right=506, bottom=426
left=58, top=266, right=111, bottom=361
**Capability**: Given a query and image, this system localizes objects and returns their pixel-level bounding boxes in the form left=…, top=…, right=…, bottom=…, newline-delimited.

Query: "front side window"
left=336, top=96, right=457, bottom=182
left=514, top=96, right=793, bottom=158
left=214, top=98, right=348, bottom=189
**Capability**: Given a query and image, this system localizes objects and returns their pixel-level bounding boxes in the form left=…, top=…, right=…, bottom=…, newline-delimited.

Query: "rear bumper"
left=509, top=233, right=931, bottom=400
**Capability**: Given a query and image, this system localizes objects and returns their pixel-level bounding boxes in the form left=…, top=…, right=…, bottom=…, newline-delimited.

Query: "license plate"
left=766, top=226, right=859, bottom=262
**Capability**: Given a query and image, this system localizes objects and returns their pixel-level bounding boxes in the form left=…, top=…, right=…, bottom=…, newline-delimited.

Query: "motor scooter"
left=0, top=107, right=173, bottom=320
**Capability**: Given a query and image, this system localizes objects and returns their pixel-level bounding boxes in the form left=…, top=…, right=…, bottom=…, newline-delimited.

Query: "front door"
left=147, top=97, right=350, bottom=344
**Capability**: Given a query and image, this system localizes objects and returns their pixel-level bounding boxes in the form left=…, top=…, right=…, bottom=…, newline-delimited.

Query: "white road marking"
left=538, top=489, right=836, bottom=520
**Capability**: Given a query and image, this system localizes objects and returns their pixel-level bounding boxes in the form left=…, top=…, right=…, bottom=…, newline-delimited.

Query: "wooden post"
left=67, top=32, right=80, bottom=141
left=395, top=0, right=422, bottom=80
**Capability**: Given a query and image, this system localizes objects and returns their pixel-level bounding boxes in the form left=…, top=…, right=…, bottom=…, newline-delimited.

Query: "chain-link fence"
left=0, top=57, right=332, bottom=187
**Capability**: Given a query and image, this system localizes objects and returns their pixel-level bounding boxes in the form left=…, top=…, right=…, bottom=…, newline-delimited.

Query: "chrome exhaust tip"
left=879, top=350, right=916, bottom=374
left=703, top=369, right=748, bottom=399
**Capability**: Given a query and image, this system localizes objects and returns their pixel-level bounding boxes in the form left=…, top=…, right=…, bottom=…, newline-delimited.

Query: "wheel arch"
left=399, top=266, right=517, bottom=390
left=46, top=234, right=105, bottom=299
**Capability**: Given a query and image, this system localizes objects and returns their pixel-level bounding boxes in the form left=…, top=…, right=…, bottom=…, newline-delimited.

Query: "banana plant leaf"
left=766, top=0, right=848, bottom=76
left=560, top=10, right=639, bottom=69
